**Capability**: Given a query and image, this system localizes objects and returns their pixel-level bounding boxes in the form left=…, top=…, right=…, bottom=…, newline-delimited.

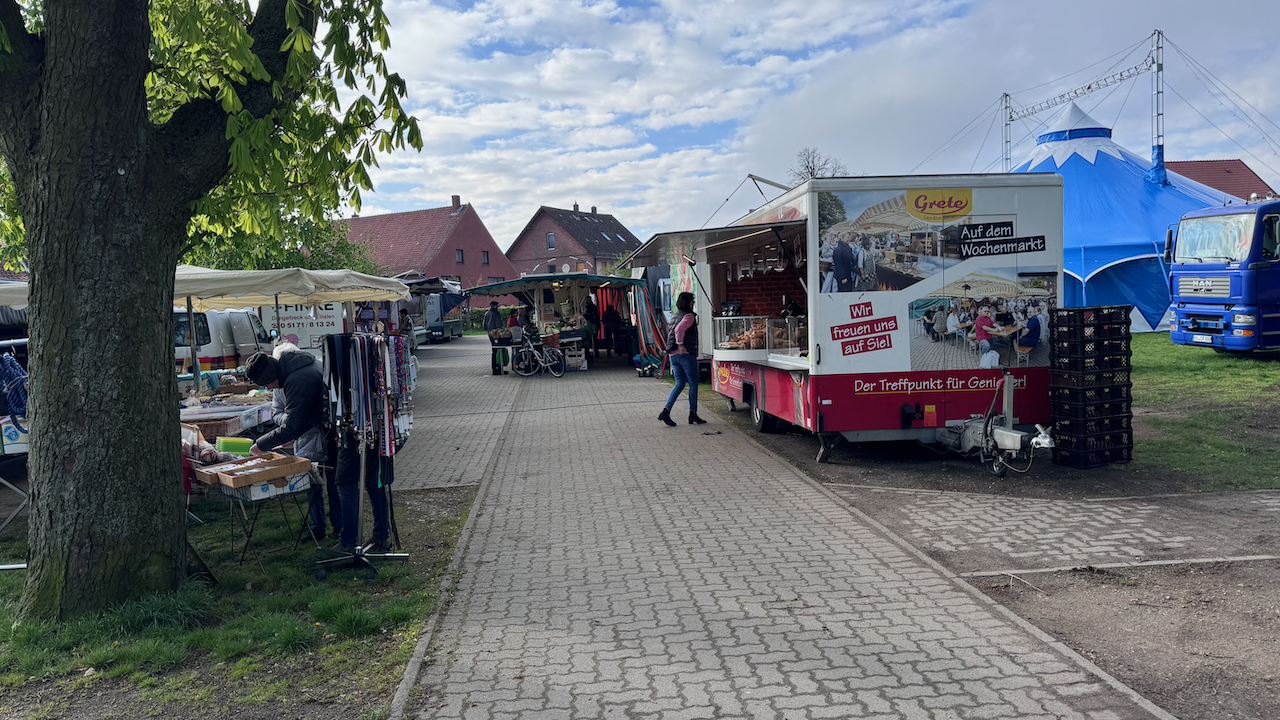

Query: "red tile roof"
left=1166, top=160, right=1275, bottom=200
left=342, top=205, right=468, bottom=277
left=0, top=269, right=28, bottom=281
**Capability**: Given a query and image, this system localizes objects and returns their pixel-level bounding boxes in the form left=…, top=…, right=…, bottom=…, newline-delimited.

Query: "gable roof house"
left=1165, top=159, right=1276, bottom=200
left=505, top=204, right=642, bottom=277
left=343, top=195, right=520, bottom=289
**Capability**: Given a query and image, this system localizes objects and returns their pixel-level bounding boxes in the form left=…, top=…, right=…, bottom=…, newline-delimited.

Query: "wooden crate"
left=194, top=453, right=311, bottom=488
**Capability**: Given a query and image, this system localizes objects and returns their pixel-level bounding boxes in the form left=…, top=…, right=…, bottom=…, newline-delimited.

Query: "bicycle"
left=512, top=335, right=566, bottom=377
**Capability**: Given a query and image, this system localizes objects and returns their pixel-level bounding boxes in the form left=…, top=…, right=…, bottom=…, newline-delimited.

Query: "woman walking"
left=660, top=292, right=707, bottom=426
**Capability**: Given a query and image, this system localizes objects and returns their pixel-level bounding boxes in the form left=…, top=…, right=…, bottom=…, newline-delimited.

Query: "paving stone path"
left=824, top=485, right=1280, bottom=576
left=401, top=336, right=1172, bottom=720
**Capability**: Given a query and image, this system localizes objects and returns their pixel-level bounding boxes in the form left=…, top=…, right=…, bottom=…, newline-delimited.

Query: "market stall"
left=465, top=272, right=653, bottom=372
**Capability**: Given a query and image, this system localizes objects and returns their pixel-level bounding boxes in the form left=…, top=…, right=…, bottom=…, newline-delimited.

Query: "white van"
left=174, top=309, right=273, bottom=371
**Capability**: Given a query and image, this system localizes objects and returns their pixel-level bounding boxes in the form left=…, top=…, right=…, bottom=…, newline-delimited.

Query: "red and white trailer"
left=628, top=174, right=1063, bottom=470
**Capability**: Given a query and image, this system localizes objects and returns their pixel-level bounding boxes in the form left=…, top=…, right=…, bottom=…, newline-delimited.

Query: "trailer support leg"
left=816, top=433, right=843, bottom=464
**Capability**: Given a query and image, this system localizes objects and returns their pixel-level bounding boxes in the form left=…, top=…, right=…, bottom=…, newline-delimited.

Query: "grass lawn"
left=0, top=484, right=475, bottom=719
left=1129, top=333, right=1280, bottom=490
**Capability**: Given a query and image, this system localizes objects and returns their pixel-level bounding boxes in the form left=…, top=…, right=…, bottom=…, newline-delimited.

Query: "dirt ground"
left=699, top=390, right=1280, bottom=720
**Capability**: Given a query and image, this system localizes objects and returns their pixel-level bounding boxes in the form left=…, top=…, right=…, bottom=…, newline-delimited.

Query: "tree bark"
left=0, top=0, right=309, bottom=619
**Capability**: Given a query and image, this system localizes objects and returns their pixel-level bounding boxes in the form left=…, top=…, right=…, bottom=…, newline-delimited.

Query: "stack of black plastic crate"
left=1048, top=305, right=1133, bottom=468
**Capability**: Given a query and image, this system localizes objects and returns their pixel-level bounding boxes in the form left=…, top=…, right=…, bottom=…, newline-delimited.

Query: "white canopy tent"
left=0, top=266, right=411, bottom=312
left=174, top=265, right=409, bottom=311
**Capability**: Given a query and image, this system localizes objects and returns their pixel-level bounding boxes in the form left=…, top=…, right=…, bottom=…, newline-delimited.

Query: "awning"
left=837, top=193, right=930, bottom=234
left=926, top=272, right=1050, bottom=300
left=620, top=220, right=806, bottom=268
left=174, top=265, right=410, bottom=311
left=465, top=272, right=644, bottom=297
left=0, top=281, right=28, bottom=310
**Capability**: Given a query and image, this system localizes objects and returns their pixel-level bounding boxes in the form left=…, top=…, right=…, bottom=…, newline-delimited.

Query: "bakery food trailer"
left=625, top=174, right=1064, bottom=470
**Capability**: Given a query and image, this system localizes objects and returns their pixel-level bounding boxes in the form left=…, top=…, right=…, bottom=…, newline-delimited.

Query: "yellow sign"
left=717, top=364, right=731, bottom=387
left=906, top=189, right=973, bottom=223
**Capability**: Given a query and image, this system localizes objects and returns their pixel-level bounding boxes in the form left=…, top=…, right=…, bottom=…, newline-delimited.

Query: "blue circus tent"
left=1011, top=103, right=1235, bottom=330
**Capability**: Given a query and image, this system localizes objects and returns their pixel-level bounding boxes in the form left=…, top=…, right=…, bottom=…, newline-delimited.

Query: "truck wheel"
left=750, top=392, right=779, bottom=434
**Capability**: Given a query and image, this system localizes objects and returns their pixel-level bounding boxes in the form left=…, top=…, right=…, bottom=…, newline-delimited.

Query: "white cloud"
left=354, top=0, right=1280, bottom=249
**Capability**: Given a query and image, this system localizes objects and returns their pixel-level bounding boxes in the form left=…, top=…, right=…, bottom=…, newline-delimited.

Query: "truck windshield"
left=1175, top=213, right=1256, bottom=263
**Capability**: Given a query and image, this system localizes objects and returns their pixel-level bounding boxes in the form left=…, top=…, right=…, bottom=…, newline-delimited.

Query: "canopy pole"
left=185, top=296, right=201, bottom=397
left=273, top=294, right=281, bottom=344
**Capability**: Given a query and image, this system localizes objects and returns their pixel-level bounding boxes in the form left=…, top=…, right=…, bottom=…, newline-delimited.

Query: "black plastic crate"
left=1050, top=305, right=1132, bottom=326
left=1050, top=368, right=1132, bottom=389
left=1048, top=336, right=1132, bottom=357
left=1048, top=384, right=1133, bottom=404
left=1052, top=430, right=1133, bottom=452
left=1049, top=352, right=1133, bottom=372
left=1053, top=414, right=1133, bottom=436
left=1048, top=322, right=1129, bottom=343
left=1052, top=445, right=1132, bottom=468
left=1051, top=399, right=1133, bottom=421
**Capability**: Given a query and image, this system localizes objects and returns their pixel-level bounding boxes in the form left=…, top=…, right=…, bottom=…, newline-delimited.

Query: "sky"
left=347, top=0, right=1280, bottom=251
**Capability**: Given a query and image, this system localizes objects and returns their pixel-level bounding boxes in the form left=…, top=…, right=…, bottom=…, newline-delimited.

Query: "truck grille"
left=1177, top=276, right=1230, bottom=298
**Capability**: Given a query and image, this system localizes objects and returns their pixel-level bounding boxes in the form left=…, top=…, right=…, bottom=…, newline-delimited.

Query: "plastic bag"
left=979, top=350, right=1000, bottom=369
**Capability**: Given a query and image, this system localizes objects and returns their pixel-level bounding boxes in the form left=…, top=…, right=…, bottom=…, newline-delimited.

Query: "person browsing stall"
left=246, top=347, right=342, bottom=543
left=483, top=301, right=505, bottom=332
left=601, top=304, right=622, bottom=358
left=659, top=292, right=707, bottom=426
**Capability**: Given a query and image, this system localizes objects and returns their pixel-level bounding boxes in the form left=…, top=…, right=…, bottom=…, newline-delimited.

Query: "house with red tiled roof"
left=505, top=204, right=641, bottom=277
left=1167, top=160, right=1275, bottom=200
left=342, top=196, right=519, bottom=289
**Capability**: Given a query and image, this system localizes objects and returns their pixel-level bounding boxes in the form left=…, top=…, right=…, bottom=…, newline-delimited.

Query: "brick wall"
left=724, top=271, right=806, bottom=317
left=422, top=208, right=521, bottom=288
left=506, top=213, right=593, bottom=276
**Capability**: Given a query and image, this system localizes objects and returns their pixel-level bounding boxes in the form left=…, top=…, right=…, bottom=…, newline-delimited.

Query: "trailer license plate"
left=1193, top=334, right=1212, bottom=344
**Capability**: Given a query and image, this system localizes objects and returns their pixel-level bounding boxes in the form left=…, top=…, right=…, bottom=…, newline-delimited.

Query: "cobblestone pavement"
left=404, top=336, right=1170, bottom=719
left=823, top=485, right=1280, bottom=576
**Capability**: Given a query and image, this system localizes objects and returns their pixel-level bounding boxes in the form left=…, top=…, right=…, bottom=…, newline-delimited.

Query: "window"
left=456, top=249, right=464, bottom=263
left=601, top=231, right=610, bottom=241
left=482, top=250, right=490, bottom=265
left=547, top=232, right=555, bottom=250
left=174, top=313, right=212, bottom=348
left=576, top=262, right=586, bottom=271
left=488, top=276, right=505, bottom=283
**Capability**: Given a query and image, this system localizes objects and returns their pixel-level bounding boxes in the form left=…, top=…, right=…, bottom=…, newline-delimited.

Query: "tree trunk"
left=17, top=0, right=187, bottom=619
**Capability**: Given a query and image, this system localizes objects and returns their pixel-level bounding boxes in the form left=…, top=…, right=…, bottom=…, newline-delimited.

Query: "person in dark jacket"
left=832, top=233, right=856, bottom=292
left=247, top=348, right=342, bottom=543
left=601, top=304, right=622, bottom=358
left=582, top=296, right=601, bottom=359
left=659, top=292, right=707, bottom=426
left=483, top=301, right=505, bottom=332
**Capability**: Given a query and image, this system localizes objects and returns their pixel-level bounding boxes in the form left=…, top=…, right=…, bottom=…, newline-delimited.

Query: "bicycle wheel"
left=546, top=347, right=566, bottom=377
left=512, top=348, right=537, bottom=376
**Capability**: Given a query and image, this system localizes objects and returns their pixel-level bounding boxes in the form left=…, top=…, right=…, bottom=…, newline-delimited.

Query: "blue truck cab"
left=1167, top=197, right=1280, bottom=351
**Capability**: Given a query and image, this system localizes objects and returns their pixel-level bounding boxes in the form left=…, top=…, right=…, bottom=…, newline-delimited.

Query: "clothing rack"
left=0, top=338, right=28, bottom=539
left=317, top=333, right=412, bottom=574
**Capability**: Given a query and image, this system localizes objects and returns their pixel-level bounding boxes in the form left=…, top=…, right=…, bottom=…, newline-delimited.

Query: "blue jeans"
left=307, top=439, right=344, bottom=538
left=666, top=353, right=699, bottom=412
left=335, top=433, right=391, bottom=548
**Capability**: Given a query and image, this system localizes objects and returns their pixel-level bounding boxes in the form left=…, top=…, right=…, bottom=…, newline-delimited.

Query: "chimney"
left=591, top=206, right=597, bottom=214
left=573, top=202, right=579, bottom=212
left=451, top=195, right=461, bottom=210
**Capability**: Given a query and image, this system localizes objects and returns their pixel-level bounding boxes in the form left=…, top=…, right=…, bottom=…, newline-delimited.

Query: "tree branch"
left=146, top=0, right=317, bottom=219
left=0, top=0, right=44, bottom=186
